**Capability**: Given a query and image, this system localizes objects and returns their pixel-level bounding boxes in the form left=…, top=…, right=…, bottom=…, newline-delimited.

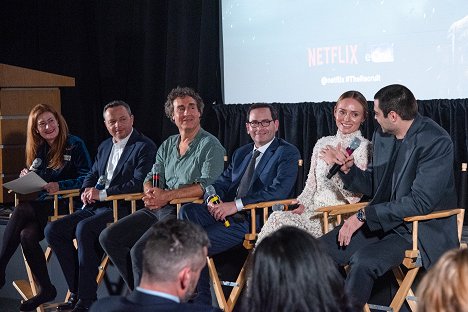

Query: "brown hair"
left=417, top=248, right=468, bottom=312
left=335, top=90, right=369, bottom=118
left=26, top=104, right=69, bottom=170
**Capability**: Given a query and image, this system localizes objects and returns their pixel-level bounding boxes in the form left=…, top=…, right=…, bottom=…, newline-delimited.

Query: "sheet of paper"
left=2, top=172, right=47, bottom=194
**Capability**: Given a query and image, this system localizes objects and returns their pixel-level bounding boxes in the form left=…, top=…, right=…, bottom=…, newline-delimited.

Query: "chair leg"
left=207, top=254, right=250, bottom=312
left=390, top=267, right=419, bottom=312
left=392, top=267, right=418, bottom=312
left=96, top=255, right=110, bottom=285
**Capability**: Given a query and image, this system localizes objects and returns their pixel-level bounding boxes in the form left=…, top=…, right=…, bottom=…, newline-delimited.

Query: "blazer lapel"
left=109, top=131, right=137, bottom=184
left=391, top=115, right=422, bottom=195
left=100, top=141, right=113, bottom=177
left=253, top=138, right=278, bottom=179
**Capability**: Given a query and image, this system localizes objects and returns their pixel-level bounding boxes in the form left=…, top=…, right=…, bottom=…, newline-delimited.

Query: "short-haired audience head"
left=417, top=248, right=468, bottom=312
left=245, top=226, right=354, bottom=312
left=334, top=90, right=368, bottom=134
left=102, top=100, right=134, bottom=142
left=246, top=103, right=279, bottom=148
left=141, top=219, right=209, bottom=302
left=164, top=86, right=204, bottom=120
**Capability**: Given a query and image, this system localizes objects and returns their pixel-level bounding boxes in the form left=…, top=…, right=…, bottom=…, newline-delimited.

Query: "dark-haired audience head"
left=244, top=226, right=354, bottom=312
left=140, top=219, right=209, bottom=302
left=417, top=248, right=468, bottom=312
left=26, top=103, right=69, bottom=170
left=164, top=87, right=204, bottom=133
left=245, top=103, right=279, bottom=148
left=102, top=100, right=134, bottom=142
left=373, top=84, right=418, bottom=137
left=334, top=90, right=368, bottom=135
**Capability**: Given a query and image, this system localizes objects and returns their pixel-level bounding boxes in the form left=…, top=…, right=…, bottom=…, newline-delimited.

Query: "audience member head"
left=26, top=103, right=69, bottom=170
left=103, top=100, right=134, bottom=142
left=245, top=103, right=279, bottom=148
left=164, top=87, right=204, bottom=133
left=417, top=248, right=468, bottom=312
left=244, top=226, right=354, bottom=312
left=140, top=219, right=209, bottom=302
left=334, top=90, right=368, bottom=135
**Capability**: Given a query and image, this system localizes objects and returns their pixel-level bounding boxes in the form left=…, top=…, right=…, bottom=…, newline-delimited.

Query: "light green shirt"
left=144, top=128, right=225, bottom=191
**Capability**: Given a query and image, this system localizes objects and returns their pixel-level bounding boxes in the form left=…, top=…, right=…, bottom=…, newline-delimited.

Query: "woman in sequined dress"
left=257, top=91, right=371, bottom=243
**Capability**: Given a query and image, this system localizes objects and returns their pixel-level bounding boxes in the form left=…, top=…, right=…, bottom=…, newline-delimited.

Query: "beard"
left=181, top=277, right=198, bottom=303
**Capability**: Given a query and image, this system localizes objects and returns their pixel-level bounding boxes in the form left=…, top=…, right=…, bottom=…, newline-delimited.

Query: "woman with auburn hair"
left=244, top=226, right=357, bottom=312
left=417, top=248, right=468, bottom=312
left=0, top=104, right=92, bottom=311
left=257, top=90, right=371, bottom=243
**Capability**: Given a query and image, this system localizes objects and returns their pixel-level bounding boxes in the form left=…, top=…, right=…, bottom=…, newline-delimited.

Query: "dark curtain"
left=213, top=99, right=468, bottom=195
left=0, top=0, right=221, bottom=154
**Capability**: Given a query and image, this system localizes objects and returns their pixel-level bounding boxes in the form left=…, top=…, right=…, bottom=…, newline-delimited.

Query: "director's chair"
left=10, top=188, right=80, bottom=312
left=316, top=204, right=465, bottom=312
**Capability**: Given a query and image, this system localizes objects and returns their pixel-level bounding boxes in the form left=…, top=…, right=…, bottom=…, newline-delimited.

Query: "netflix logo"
left=307, top=44, right=358, bottom=67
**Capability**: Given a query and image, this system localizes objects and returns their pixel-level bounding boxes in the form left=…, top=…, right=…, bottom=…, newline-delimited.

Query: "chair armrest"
left=316, top=202, right=368, bottom=215
left=169, top=197, right=203, bottom=205
left=124, top=193, right=144, bottom=201
left=243, top=199, right=296, bottom=210
left=403, top=208, right=464, bottom=222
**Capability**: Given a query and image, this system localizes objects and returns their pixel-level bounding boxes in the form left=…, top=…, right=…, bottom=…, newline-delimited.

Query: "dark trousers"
left=99, top=205, right=176, bottom=290
left=319, top=224, right=412, bottom=307
left=0, top=201, right=55, bottom=290
left=179, top=203, right=250, bottom=305
left=45, top=206, right=113, bottom=300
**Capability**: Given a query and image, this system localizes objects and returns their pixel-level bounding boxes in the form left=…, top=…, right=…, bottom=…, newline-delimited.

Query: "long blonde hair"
left=26, top=104, right=69, bottom=170
left=417, top=248, right=468, bottom=312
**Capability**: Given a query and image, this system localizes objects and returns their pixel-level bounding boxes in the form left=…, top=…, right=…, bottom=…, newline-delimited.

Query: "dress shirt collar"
left=113, top=128, right=133, bottom=147
left=136, top=287, right=180, bottom=303
left=254, top=137, right=274, bottom=154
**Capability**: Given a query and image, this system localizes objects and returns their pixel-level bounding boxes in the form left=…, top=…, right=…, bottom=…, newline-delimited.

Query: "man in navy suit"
left=90, top=219, right=220, bottom=312
left=320, top=84, right=458, bottom=308
left=45, top=101, right=157, bottom=312
left=180, top=103, right=301, bottom=305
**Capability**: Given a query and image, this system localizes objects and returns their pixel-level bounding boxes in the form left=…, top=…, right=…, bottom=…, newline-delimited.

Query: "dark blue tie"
left=237, top=150, right=261, bottom=198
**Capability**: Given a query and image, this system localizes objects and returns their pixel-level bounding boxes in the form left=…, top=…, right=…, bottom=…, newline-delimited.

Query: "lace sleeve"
left=297, top=144, right=319, bottom=208
left=330, top=138, right=370, bottom=204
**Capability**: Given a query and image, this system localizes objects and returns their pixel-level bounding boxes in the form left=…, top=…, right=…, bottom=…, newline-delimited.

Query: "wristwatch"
left=356, top=208, right=366, bottom=222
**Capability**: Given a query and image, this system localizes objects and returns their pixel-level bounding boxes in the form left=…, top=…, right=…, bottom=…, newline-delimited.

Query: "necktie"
left=237, top=150, right=261, bottom=198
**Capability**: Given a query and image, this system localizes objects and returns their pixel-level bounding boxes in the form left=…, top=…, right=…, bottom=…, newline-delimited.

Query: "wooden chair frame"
left=11, top=189, right=80, bottom=312
left=208, top=198, right=295, bottom=312
left=316, top=204, right=465, bottom=312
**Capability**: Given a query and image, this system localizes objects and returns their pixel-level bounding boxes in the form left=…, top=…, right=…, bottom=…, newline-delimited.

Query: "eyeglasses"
left=37, top=118, right=57, bottom=129
left=247, top=120, right=273, bottom=128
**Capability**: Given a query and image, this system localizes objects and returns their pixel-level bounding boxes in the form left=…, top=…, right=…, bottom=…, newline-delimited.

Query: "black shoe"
left=19, top=285, right=57, bottom=311
left=70, top=299, right=95, bottom=312
left=57, top=292, right=78, bottom=311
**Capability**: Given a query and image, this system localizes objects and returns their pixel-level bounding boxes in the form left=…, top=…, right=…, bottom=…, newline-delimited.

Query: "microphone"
left=205, top=185, right=230, bottom=227
left=151, top=163, right=161, bottom=188
left=29, top=158, right=42, bottom=172
left=81, top=175, right=107, bottom=209
left=272, top=203, right=300, bottom=212
left=326, top=137, right=361, bottom=179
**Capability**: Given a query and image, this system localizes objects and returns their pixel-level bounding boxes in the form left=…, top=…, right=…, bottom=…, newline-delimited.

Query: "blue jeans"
left=179, top=203, right=250, bottom=305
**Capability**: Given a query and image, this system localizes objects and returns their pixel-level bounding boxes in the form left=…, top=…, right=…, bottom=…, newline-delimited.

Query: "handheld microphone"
left=29, top=158, right=42, bottom=172
left=151, top=163, right=161, bottom=188
left=272, top=203, right=300, bottom=212
left=205, top=185, right=230, bottom=227
left=326, top=137, right=361, bottom=179
left=81, top=175, right=107, bottom=209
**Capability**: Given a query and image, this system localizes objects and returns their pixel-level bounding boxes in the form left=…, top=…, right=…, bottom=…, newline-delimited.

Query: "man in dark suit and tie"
left=90, top=219, right=220, bottom=312
left=320, top=84, right=459, bottom=308
left=180, top=103, right=301, bottom=305
left=45, top=100, right=157, bottom=312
